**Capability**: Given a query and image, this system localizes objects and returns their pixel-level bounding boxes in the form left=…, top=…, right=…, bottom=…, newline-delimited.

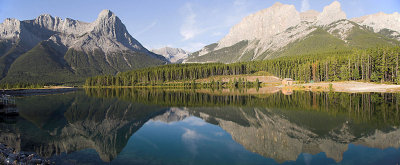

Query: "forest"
left=86, top=46, right=400, bottom=87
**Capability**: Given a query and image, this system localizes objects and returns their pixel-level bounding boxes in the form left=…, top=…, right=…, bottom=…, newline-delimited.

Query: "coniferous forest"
left=86, top=46, right=400, bottom=86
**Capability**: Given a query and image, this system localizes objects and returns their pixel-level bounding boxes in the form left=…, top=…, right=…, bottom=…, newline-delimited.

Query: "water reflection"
left=0, top=88, right=399, bottom=164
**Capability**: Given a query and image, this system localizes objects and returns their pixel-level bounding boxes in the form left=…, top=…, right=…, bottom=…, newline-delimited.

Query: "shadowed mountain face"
left=0, top=10, right=168, bottom=84
left=0, top=89, right=400, bottom=164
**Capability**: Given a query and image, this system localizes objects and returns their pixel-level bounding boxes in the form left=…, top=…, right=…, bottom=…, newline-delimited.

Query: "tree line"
left=86, top=46, right=400, bottom=86
left=85, top=88, right=400, bottom=126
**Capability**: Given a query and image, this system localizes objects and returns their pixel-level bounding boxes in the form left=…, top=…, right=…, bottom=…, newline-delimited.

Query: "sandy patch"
left=296, top=81, right=400, bottom=93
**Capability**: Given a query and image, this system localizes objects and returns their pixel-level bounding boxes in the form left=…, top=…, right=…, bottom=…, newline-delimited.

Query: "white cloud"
left=180, top=3, right=201, bottom=40
left=182, top=128, right=202, bottom=140
left=301, top=0, right=310, bottom=12
left=135, top=20, right=157, bottom=36
left=182, top=128, right=204, bottom=155
left=182, top=117, right=207, bottom=126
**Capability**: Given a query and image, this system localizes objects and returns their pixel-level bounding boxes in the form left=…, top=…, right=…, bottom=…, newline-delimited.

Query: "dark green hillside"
left=346, top=25, right=399, bottom=48
left=267, top=23, right=399, bottom=59
left=2, top=41, right=78, bottom=84
left=0, top=42, right=167, bottom=85
left=64, top=48, right=167, bottom=79
left=185, top=41, right=248, bottom=63
left=188, top=43, right=218, bottom=58
left=0, top=41, right=28, bottom=79
left=64, top=48, right=115, bottom=77
left=268, top=28, right=349, bottom=59
left=378, top=28, right=400, bottom=40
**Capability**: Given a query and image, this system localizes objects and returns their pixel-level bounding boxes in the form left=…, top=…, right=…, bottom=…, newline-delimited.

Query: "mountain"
left=184, top=1, right=400, bottom=63
left=0, top=10, right=168, bottom=84
left=151, top=47, right=190, bottom=63
left=351, top=12, right=400, bottom=40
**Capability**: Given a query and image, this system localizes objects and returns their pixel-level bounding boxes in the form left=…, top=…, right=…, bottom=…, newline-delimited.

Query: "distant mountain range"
left=0, top=10, right=168, bottom=84
left=184, top=1, right=400, bottom=63
left=151, top=47, right=190, bottom=63
left=1, top=1, right=400, bottom=84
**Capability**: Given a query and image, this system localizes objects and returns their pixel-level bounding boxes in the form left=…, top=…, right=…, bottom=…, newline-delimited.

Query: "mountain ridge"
left=0, top=9, right=168, bottom=84
left=184, top=1, right=400, bottom=63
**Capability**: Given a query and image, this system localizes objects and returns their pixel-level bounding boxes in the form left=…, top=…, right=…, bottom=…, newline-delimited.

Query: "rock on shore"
left=0, top=143, right=53, bottom=165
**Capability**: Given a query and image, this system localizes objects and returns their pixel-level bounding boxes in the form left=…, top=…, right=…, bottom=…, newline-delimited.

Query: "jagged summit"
left=352, top=11, right=400, bottom=34
left=185, top=1, right=400, bottom=63
left=216, top=2, right=300, bottom=49
left=271, top=2, right=283, bottom=7
left=316, top=1, right=346, bottom=25
left=97, top=9, right=115, bottom=19
left=0, top=9, right=167, bottom=84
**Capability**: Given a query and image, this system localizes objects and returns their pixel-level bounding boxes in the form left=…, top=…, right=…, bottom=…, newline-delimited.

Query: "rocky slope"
left=151, top=47, right=190, bottom=63
left=184, top=1, right=400, bottom=63
left=0, top=10, right=168, bottom=84
left=351, top=12, right=400, bottom=40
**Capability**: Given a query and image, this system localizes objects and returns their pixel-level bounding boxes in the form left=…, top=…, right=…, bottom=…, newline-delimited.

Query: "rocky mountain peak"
left=351, top=11, right=400, bottom=34
left=93, top=9, right=124, bottom=37
left=316, top=1, right=346, bottom=25
left=271, top=2, right=284, bottom=7
left=97, top=9, right=116, bottom=19
left=33, top=14, right=58, bottom=29
left=152, top=47, right=190, bottom=63
left=216, top=2, right=300, bottom=49
left=1, top=18, right=20, bottom=27
left=0, top=18, right=21, bottom=40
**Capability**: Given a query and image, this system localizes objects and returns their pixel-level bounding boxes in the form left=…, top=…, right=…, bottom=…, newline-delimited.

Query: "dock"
left=0, top=94, right=18, bottom=115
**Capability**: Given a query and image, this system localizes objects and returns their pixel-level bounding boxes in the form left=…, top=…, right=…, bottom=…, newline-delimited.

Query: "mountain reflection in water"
left=0, top=88, right=399, bottom=164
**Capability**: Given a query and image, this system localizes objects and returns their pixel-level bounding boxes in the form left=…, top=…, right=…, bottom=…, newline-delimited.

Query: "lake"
left=1, top=88, right=400, bottom=165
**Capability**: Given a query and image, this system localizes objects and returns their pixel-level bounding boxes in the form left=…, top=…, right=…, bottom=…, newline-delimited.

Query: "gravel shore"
left=0, top=143, right=53, bottom=165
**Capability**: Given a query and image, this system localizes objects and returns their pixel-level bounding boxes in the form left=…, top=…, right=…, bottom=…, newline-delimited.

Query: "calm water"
left=1, top=88, right=400, bottom=165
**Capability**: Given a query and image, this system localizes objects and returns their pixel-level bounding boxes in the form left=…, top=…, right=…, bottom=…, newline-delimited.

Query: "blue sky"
left=0, top=0, right=399, bottom=51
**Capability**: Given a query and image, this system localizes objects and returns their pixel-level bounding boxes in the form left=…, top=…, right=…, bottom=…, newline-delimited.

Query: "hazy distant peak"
left=151, top=47, right=190, bottom=63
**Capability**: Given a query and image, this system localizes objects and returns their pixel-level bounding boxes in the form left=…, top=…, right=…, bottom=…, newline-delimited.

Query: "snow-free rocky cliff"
left=0, top=10, right=167, bottom=83
left=0, top=10, right=150, bottom=54
left=151, top=47, right=190, bottom=63
left=185, top=1, right=400, bottom=63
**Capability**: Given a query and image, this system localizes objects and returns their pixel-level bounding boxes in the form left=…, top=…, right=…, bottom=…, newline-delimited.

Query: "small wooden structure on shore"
left=0, top=94, right=18, bottom=115
left=282, top=78, right=294, bottom=86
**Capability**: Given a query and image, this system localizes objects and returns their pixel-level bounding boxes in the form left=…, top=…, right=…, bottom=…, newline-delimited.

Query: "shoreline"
left=2, top=87, right=78, bottom=96
left=289, top=81, right=400, bottom=93
left=0, top=143, right=52, bottom=164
